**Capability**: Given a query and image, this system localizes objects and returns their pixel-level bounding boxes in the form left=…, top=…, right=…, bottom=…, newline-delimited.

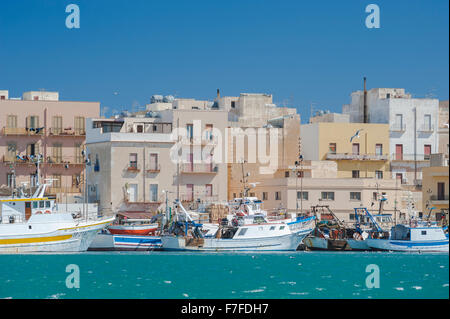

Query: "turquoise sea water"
left=0, top=251, right=448, bottom=299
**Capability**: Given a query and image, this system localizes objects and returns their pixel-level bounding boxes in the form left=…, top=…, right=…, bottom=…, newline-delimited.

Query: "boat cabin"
left=0, top=197, right=55, bottom=224
left=390, top=224, right=447, bottom=241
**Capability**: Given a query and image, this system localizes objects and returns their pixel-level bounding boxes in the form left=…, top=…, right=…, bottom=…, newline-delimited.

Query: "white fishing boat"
left=160, top=200, right=315, bottom=251
left=89, top=232, right=162, bottom=251
left=365, top=224, right=449, bottom=252
left=0, top=183, right=114, bottom=253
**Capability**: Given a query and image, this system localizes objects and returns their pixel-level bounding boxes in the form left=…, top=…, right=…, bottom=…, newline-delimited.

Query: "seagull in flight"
left=350, top=129, right=363, bottom=143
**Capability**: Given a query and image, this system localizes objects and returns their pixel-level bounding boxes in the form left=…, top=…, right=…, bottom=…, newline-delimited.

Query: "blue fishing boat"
left=365, top=224, right=449, bottom=252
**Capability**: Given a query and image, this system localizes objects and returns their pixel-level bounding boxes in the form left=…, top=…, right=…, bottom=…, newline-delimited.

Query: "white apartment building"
left=343, top=88, right=439, bottom=186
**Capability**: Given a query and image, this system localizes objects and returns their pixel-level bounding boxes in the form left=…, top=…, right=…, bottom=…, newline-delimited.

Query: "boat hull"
left=89, top=233, right=162, bottom=251
left=365, top=238, right=449, bottom=252
left=347, top=239, right=371, bottom=251
left=304, top=236, right=351, bottom=251
left=0, top=217, right=114, bottom=253
left=108, top=223, right=159, bottom=236
left=161, top=229, right=311, bottom=251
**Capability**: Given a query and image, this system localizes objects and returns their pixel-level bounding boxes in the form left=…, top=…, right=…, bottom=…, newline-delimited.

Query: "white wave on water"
left=289, top=292, right=309, bottom=295
left=243, top=289, right=265, bottom=293
left=279, top=281, right=296, bottom=286
left=182, top=293, right=189, bottom=297
left=46, top=293, right=66, bottom=299
left=412, top=286, right=422, bottom=290
left=315, top=288, right=326, bottom=291
left=394, top=287, right=404, bottom=291
left=442, top=283, right=449, bottom=287
left=164, top=280, right=172, bottom=284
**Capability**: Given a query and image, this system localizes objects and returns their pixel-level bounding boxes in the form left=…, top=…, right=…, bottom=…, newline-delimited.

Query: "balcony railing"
left=46, top=186, right=83, bottom=194
left=391, top=153, right=430, bottom=161
left=49, top=127, right=86, bottom=136
left=430, top=195, right=449, bottom=201
left=126, top=163, right=141, bottom=172
left=179, top=193, right=218, bottom=202
left=418, top=124, right=434, bottom=133
left=46, top=156, right=84, bottom=165
left=146, top=164, right=161, bottom=173
left=2, top=127, right=45, bottom=135
left=180, top=163, right=218, bottom=173
left=326, top=153, right=388, bottom=161
left=181, top=136, right=218, bottom=145
left=389, top=123, right=406, bottom=132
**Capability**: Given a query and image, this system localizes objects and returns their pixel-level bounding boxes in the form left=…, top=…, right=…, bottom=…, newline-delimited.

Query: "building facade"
left=0, top=90, right=99, bottom=199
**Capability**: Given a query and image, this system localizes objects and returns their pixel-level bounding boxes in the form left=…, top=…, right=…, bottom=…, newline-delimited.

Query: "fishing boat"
left=303, top=205, right=351, bottom=251
left=160, top=200, right=315, bottom=251
left=0, top=183, right=114, bottom=253
left=89, top=212, right=162, bottom=251
left=88, top=232, right=162, bottom=251
left=346, top=207, right=390, bottom=251
left=107, top=212, right=159, bottom=235
left=365, top=224, right=449, bottom=252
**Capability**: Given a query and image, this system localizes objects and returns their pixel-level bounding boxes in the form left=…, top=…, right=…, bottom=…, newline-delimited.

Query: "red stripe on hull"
left=108, top=229, right=157, bottom=235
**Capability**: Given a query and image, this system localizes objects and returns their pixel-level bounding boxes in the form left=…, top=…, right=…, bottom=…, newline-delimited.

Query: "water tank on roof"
left=163, top=95, right=174, bottom=103
left=151, top=95, right=164, bottom=103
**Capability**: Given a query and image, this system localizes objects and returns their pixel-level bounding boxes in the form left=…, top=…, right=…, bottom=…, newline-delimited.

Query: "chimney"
left=363, top=77, right=368, bottom=123
left=217, top=89, right=220, bottom=99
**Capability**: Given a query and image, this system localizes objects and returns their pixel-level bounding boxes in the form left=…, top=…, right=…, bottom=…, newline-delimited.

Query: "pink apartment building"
left=0, top=90, right=99, bottom=199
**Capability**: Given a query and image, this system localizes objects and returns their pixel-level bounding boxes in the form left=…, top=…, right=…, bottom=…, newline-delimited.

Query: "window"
left=352, top=143, right=360, bottom=155
left=373, top=192, right=378, bottom=201
left=350, top=192, right=361, bottom=201
left=279, top=226, right=285, bottom=230
left=33, top=202, right=38, bottom=209
left=27, top=116, right=39, bottom=129
left=349, top=214, right=356, bottom=220
left=7, top=173, right=15, bottom=188
left=375, top=144, right=383, bottom=156
left=94, top=154, right=100, bottom=172
left=52, top=175, right=61, bottom=188
left=27, top=143, right=39, bottom=157
left=262, top=192, right=268, bottom=200
left=39, top=201, right=45, bottom=208
left=352, top=170, right=360, bottom=178
left=206, top=184, right=213, bottom=197
left=285, top=171, right=290, bottom=178
left=395, top=144, right=403, bottom=160
left=375, top=170, right=383, bottom=179
left=238, top=228, right=248, bottom=236
left=30, top=174, right=38, bottom=187
left=45, top=201, right=51, bottom=208
left=321, top=192, right=335, bottom=201
left=75, top=143, right=83, bottom=164
left=205, top=124, right=213, bottom=141
left=52, top=116, right=63, bottom=134
left=231, top=101, right=236, bottom=108
left=136, top=125, right=143, bottom=133
left=74, top=116, right=85, bottom=135
left=275, top=192, right=281, bottom=200
left=129, top=153, right=138, bottom=168
left=386, top=93, right=391, bottom=99
left=269, top=226, right=276, bottom=230
left=424, top=145, right=431, bottom=160
left=6, top=142, right=16, bottom=161
left=395, top=114, right=403, bottom=130
left=149, top=153, right=159, bottom=171
left=297, top=191, right=308, bottom=200
left=149, top=184, right=158, bottom=202
left=249, top=192, right=255, bottom=197
left=52, top=143, right=62, bottom=163
left=7, top=115, right=17, bottom=128
left=396, top=173, right=404, bottom=184
left=424, top=114, right=432, bottom=131
left=329, top=143, right=337, bottom=154
left=421, top=230, right=427, bottom=235
left=186, top=124, right=193, bottom=140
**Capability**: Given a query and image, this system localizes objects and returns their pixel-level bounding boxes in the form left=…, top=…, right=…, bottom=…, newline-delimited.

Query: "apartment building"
left=343, top=87, right=439, bottom=186
left=438, top=100, right=449, bottom=162
left=422, top=153, right=449, bottom=221
left=85, top=103, right=228, bottom=215
left=301, top=122, right=390, bottom=179
left=0, top=90, right=99, bottom=198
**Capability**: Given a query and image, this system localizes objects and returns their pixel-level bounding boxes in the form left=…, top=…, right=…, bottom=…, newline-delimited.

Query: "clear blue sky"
left=0, top=0, right=448, bottom=121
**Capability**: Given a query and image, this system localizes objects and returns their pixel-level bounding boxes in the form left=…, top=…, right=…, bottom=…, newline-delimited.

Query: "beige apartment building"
left=422, top=153, right=449, bottom=222
left=301, top=121, right=391, bottom=179
left=438, top=100, right=449, bottom=162
left=0, top=90, right=99, bottom=199
left=86, top=104, right=228, bottom=215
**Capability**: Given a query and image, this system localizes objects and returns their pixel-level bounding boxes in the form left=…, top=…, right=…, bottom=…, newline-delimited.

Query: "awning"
left=117, top=211, right=154, bottom=219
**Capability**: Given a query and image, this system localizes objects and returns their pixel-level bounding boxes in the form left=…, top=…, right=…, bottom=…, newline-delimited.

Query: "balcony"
left=326, top=152, right=388, bottom=161
left=389, top=123, right=406, bottom=132
left=49, top=127, right=85, bottom=136
left=179, top=193, right=218, bottom=203
left=418, top=124, right=434, bottom=133
left=2, top=154, right=40, bottom=165
left=430, top=195, right=449, bottom=205
left=2, top=127, right=45, bottom=136
left=181, top=135, right=218, bottom=146
left=146, top=164, right=161, bottom=173
left=391, top=153, right=430, bottom=161
left=125, top=163, right=141, bottom=172
left=46, top=186, right=83, bottom=195
left=46, top=156, right=84, bottom=166
left=180, top=163, right=218, bottom=174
